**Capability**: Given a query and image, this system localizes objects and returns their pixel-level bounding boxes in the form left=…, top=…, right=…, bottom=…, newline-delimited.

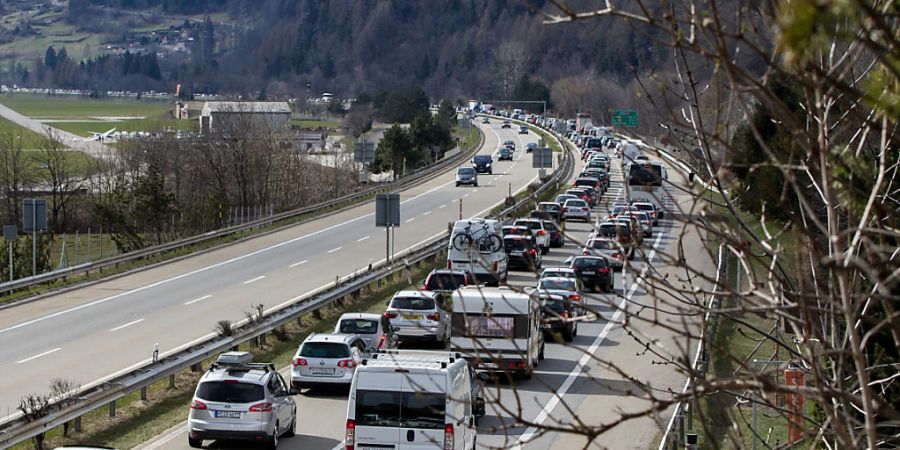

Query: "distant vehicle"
left=384, top=291, right=450, bottom=345
left=583, top=237, right=626, bottom=270
left=537, top=276, right=585, bottom=314
left=596, top=221, right=636, bottom=259
left=291, top=333, right=369, bottom=390
left=503, top=234, right=542, bottom=271
left=512, top=218, right=550, bottom=254
left=346, top=350, right=483, bottom=450
left=498, top=147, right=513, bottom=161
left=518, top=125, right=528, bottom=134
left=472, top=155, right=493, bottom=174
left=536, top=202, right=563, bottom=222
left=562, top=198, right=591, bottom=222
left=526, top=142, right=537, bottom=153
left=450, top=286, right=544, bottom=378
left=188, top=352, right=297, bottom=449
left=482, top=116, right=491, bottom=124
left=540, top=293, right=579, bottom=342
left=455, top=167, right=478, bottom=187
left=334, top=313, right=399, bottom=350
left=568, top=255, right=614, bottom=293
left=84, top=127, right=117, bottom=142
left=627, top=161, right=668, bottom=210
left=503, top=140, right=516, bottom=150
left=576, top=113, right=592, bottom=132
left=501, top=120, right=512, bottom=129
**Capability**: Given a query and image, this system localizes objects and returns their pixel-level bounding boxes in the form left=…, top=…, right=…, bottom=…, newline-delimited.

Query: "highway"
left=0, top=120, right=542, bottom=421
left=136, top=134, right=717, bottom=449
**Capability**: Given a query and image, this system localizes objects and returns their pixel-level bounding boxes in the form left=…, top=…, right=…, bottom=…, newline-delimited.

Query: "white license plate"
left=310, top=367, right=335, bottom=375
left=360, top=446, right=387, bottom=450
left=511, top=251, right=523, bottom=255
left=403, top=314, right=422, bottom=320
left=214, top=410, right=242, bottom=419
left=583, top=271, right=595, bottom=275
left=480, top=362, right=499, bottom=369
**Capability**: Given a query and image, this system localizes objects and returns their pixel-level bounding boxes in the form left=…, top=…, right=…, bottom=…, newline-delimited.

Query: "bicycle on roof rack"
left=451, top=222, right=503, bottom=253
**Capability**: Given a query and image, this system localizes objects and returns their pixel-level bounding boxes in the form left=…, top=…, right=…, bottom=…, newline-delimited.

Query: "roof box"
left=217, top=351, right=253, bottom=367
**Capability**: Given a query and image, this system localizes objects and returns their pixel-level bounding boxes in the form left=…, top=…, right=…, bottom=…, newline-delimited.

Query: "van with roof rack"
left=346, top=350, right=483, bottom=450
left=187, top=352, right=298, bottom=449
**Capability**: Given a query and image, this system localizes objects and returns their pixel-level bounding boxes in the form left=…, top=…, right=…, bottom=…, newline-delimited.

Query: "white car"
left=290, top=333, right=369, bottom=389
left=540, top=267, right=578, bottom=281
left=562, top=198, right=592, bottom=222
left=512, top=218, right=550, bottom=254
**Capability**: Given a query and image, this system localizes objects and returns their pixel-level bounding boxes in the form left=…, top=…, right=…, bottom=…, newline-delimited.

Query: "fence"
left=0, top=122, right=573, bottom=450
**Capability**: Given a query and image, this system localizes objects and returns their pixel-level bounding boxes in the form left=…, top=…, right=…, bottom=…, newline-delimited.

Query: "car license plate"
left=310, top=367, right=335, bottom=375
left=403, top=314, right=422, bottom=320
left=360, top=446, right=387, bottom=450
left=583, top=271, right=595, bottom=275
left=480, top=362, right=499, bottom=369
left=214, top=410, right=242, bottom=419
left=511, top=251, right=523, bottom=255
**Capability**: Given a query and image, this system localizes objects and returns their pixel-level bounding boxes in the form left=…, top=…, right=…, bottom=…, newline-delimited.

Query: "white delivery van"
left=448, top=218, right=508, bottom=285
left=346, top=350, right=483, bottom=450
left=622, top=141, right=642, bottom=163
left=450, top=286, right=544, bottom=379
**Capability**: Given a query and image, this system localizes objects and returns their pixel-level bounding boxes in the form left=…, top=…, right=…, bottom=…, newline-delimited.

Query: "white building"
left=199, top=101, right=292, bottom=133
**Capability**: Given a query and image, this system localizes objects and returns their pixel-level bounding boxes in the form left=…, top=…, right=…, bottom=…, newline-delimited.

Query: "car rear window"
left=635, top=204, right=655, bottom=211
left=565, top=200, right=587, bottom=208
left=355, top=390, right=446, bottom=429
left=299, top=342, right=350, bottom=358
left=504, top=238, right=529, bottom=251
left=514, top=220, right=542, bottom=231
left=590, top=240, right=618, bottom=250
left=196, top=381, right=264, bottom=403
left=339, top=319, right=379, bottom=334
left=391, top=296, right=436, bottom=310
left=542, top=299, right=567, bottom=313
left=572, top=258, right=607, bottom=269
left=574, top=179, right=595, bottom=187
left=598, top=224, right=631, bottom=237
left=540, top=279, right=576, bottom=290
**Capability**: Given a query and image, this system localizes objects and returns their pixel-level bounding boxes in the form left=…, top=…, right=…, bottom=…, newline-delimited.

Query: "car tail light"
left=293, top=357, right=308, bottom=366
left=582, top=207, right=589, bottom=212
left=444, top=424, right=454, bottom=450
left=337, top=359, right=357, bottom=368
left=568, top=294, right=581, bottom=302
left=559, top=311, right=570, bottom=319
left=583, top=251, right=589, bottom=256
left=426, top=313, right=441, bottom=321
left=345, top=419, right=356, bottom=450
left=190, top=399, right=207, bottom=410
left=528, top=248, right=536, bottom=256
left=600, top=268, right=609, bottom=273
left=562, top=207, right=568, bottom=212
left=249, top=402, right=273, bottom=413
left=376, top=334, right=386, bottom=349
left=447, top=260, right=452, bottom=269
left=612, top=252, right=622, bottom=259
left=384, top=311, right=398, bottom=319
left=536, top=230, right=546, bottom=236
left=492, top=261, right=498, bottom=273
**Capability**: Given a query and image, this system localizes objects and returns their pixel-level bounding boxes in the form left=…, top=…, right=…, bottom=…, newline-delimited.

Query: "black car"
left=472, top=155, right=493, bottom=174
left=422, top=269, right=476, bottom=292
left=498, top=147, right=513, bottom=161
left=503, top=235, right=541, bottom=271
left=568, top=256, right=613, bottom=293
left=540, top=294, right=578, bottom=342
left=543, top=220, right=565, bottom=248
left=536, top=202, right=563, bottom=222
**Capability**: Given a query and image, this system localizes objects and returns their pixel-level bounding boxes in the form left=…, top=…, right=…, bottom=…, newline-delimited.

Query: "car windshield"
left=572, top=258, right=606, bottom=269
left=339, top=319, right=379, bottom=334
left=590, top=240, right=618, bottom=250
left=355, top=390, right=446, bottom=429
left=196, top=381, right=265, bottom=403
left=473, top=156, right=491, bottom=164
left=458, top=168, right=475, bottom=175
left=391, top=296, right=436, bottom=310
left=299, top=342, right=350, bottom=358
left=540, top=279, right=576, bottom=290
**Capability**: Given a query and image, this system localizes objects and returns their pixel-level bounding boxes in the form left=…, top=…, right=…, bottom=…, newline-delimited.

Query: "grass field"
left=50, top=118, right=198, bottom=137
left=291, top=118, right=341, bottom=129
left=0, top=117, right=45, bottom=148
left=0, top=95, right=172, bottom=119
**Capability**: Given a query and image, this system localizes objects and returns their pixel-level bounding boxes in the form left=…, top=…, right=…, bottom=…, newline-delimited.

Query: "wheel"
left=456, top=182, right=460, bottom=187
left=562, top=327, right=573, bottom=342
left=474, top=182, right=479, bottom=187
left=520, top=368, right=533, bottom=380
left=539, top=343, right=545, bottom=360
left=541, top=246, right=549, bottom=255
left=489, top=170, right=493, bottom=175
left=573, top=323, right=578, bottom=336
left=266, top=423, right=279, bottom=450
left=188, top=437, right=202, bottom=448
left=285, top=416, right=296, bottom=438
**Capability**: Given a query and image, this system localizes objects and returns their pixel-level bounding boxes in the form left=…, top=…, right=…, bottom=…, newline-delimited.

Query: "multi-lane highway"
left=136, top=132, right=717, bottom=450
left=0, top=120, right=543, bottom=420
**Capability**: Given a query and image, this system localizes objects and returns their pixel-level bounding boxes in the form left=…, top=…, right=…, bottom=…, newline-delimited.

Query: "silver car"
left=456, top=167, right=478, bottom=187
left=563, top=198, right=592, bottom=222
left=334, top=312, right=399, bottom=350
left=290, top=333, right=368, bottom=390
left=384, top=290, right=450, bottom=345
left=188, top=352, right=297, bottom=449
left=584, top=237, right=626, bottom=270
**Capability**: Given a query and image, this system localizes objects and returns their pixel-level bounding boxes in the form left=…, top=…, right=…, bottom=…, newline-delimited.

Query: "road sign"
left=23, top=199, right=47, bottom=233
left=375, top=193, right=400, bottom=227
left=354, top=142, right=375, bottom=163
left=532, top=148, right=553, bottom=169
left=612, top=109, right=638, bottom=127
left=3, top=225, right=16, bottom=241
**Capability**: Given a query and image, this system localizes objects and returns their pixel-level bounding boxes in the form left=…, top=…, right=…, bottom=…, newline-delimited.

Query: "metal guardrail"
left=0, top=129, right=484, bottom=300
left=0, top=123, right=573, bottom=450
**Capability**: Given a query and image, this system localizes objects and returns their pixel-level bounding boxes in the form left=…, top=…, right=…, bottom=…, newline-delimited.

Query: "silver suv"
left=291, top=333, right=368, bottom=390
left=188, top=352, right=297, bottom=449
left=384, top=290, right=450, bottom=345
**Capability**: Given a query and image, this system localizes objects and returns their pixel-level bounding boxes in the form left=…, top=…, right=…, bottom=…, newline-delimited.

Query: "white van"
left=346, top=350, right=483, bottom=450
left=447, top=218, right=508, bottom=285
left=450, top=286, right=544, bottom=379
left=622, top=142, right=642, bottom=163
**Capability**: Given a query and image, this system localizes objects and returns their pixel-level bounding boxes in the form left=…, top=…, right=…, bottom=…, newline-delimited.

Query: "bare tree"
left=0, top=129, right=32, bottom=226
left=492, top=41, right=532, bottom=99
left=36, top=130, right=87, bottom=233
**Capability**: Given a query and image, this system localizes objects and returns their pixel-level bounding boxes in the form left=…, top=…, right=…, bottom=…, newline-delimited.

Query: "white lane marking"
left=439, top=204, right=447, bottom=208
left=327, top=246, right=343, bottom=254
left=423, top=211, right=432, bottom=216
left=462, top=194, right=470, bottom=198
left=243, top=275, right=265, bottom=285
left=110, top=318, right=145, bottom=332
left=357, top=235, right=370, bottom=242
left=405, top=218, right=416, bottom=223
left=473, top=189, right=479, bottom=193
left=184, top=295, right=211, bottom=305
left=16, top=347, right=62, bottom=364
left=0, top=175, right=461, bottom=337
left=289, top=259, right=308, bottom=268
left=511, top=231, right=666, bottom=449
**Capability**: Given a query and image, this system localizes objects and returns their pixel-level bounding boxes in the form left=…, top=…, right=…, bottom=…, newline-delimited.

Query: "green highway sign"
left=613, top=109, right=638, bottom=127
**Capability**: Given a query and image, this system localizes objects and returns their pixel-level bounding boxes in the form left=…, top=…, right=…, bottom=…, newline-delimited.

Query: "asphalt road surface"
left=135, top=137, right=717, bottom=450
left=0, top=120, right=543, bottom=421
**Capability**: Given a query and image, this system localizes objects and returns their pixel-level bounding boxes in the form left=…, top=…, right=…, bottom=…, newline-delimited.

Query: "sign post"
left=24, top=199, right=47, bottom=277
left=3, top=225, right=17, bottom=281
left=375, top=193, right=400, bottom=265
left=612, top=109, right=638, bottom=127
left=785, top=368, right=805, bottom=444
left=354, top=138, right=375, bottom=184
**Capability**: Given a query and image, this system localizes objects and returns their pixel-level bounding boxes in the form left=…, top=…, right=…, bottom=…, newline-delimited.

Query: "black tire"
left=541, top=246, right=549, bottom=255
left=573, top=323, right=578, bottom=337
left=456, top=182, right=460, bottom=187
left=520, top=369, right=533, bottom=380
left=188, top=438, right=202, bottom=448
left=489, top=170, right=493, bottom=175
left=285, top=417, right=296, bottom=438
left=474, top=182, right=478, bottom=187
left=452, top=234, right=473, bottom=251
left=266, top=423, right=279, bottom=450
left=562, top=327, right=574, bottom=342
left=539, top=343, right=545, bottom=360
